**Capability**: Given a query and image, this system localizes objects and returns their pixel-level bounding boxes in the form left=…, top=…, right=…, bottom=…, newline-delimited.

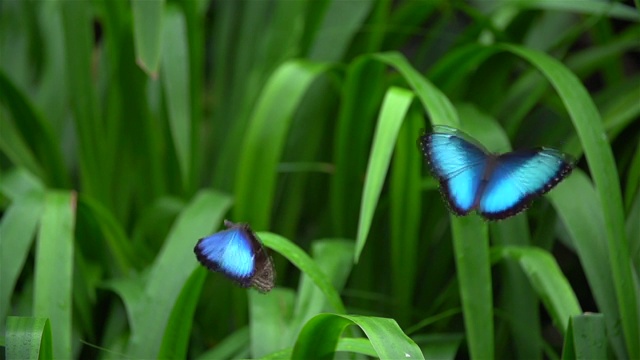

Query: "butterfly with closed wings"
left=418, top=126, right=574, bottom=220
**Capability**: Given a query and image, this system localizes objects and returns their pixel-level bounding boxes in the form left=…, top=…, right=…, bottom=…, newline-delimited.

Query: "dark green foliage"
left=1, top=0, right=639, bottom=358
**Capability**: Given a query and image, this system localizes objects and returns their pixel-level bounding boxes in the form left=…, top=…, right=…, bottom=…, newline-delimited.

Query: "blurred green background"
left=1, top=0, right=639, bottom=359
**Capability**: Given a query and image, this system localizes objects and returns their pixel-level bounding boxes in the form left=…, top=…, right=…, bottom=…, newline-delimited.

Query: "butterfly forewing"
left=194, top=221, right=275, bottom=292
left=421, top=131, right=488, bottom=214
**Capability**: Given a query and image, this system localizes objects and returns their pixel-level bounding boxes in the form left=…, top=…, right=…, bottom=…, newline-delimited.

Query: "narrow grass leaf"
left=389, top=107, right=423, bottom=323
left=258, top=232, right=346, bottom=314
left=78, top=196, right=136, bottom=275
left=161, top=5, right=191, bottom=192
left=355, top=86, right=414, bottom=261
left=5, top=317, right=52, bottom=360
left=291, top=313, right=424, bottom=359
left=289, top=240, right=354, bottom=339
left=416, top=333, right=464, bottom=360
left=451, top=215, right=493, bottom=360
left=0, top=193, right=44, bottom=324
left=548, top=170, right=624, bottom=357
left=195, top=327, right=250, bottom=360
left=158, top=267, right=206, bottom=359
left=233, top=60, right=331, bottom=229
left=0, top=70, right=66, bottom=186
left=306, top=0, right=373, bottom=61
left=249, top=288, right=296, bottom=357
left=499, top=43, right=638, bottom=358
left=330, top=58, right=385, bottom=236
left=0, top=112, right=44, bottom=181
left=372, top=52, right=459, bottom=126
left=132, top=0, right=164, bottom=75
left=518, top=0, right=639, bottom=21
left=494, top=246, right=582, bottom=333
left=0, top=167, right=45, bottom=202
left=127, top=190, right=232, bottom=359
left=61, top=1, right=104, bottom=200
left=561, top=314, right=607, bottom=360
left=33, top=191, right=76, bottom=359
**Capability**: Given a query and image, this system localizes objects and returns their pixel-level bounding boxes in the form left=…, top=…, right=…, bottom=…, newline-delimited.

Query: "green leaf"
left=548, top=170, right=624, bottom=357
left=499, top=43, right=638, bottom=358
left=289, top=240, right=354, bottom=339
left=494, top=246, right=582, bottom=333
left=127, top=190, right=232, bottom=359
left=161, top=5, right=192, bottom=192
left=33, top=191, right=76, bottom=359
left=249, top=288, right=296, bottom=357
left=561, top=313, right=606, bottom=360
left=233, top=60, right=332, bottom=229
left=291, top=313, right=424, bottom=359
left=258, top=232, right=347, bottom=315
left=0, top=192, right=44, bottom=327
left=389, top=104, right=423, bottom=324
left=355, top=86, right=414, bottom=261
left=0, top=70, right=67, bottom=186
left=5, top=317, right=53, bottom=360
left=158, top=267, right=207, bottom=359
left=451, top=215, right=493, bottom=360
left=132, top=0, right=165, bottom=75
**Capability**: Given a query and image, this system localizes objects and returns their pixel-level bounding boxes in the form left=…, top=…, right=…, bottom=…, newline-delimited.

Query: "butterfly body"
left=419, top=126, right=573, bottom=220
left=194, top=220, right=275, bottom=292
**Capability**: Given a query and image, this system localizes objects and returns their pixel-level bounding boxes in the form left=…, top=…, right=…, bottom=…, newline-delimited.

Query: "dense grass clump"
left=1, top=1, right=639, bottom=359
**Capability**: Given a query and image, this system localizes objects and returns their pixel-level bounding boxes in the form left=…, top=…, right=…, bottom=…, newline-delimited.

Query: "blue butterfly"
left=418, top=126, right=573, bottom=220
left=194, top=220, right=275, bottom=292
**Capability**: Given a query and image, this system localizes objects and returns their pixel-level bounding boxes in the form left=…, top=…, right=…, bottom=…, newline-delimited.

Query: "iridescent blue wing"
left=419, top=127, right=489, bottom=215
left=194, top=220, right=275, bottom=292
left=478, top=148, right=573, bottom=220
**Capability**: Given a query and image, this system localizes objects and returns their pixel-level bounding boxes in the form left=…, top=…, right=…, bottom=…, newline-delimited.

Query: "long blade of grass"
left=389, top=106, right=422, bottom=324
left=233, top=60, right=331, bottom=229
left=249, top=288, right=296, bottom=357
left=289, top=240, right=354, bottom=339
left=499, top=43, right=638, bottom=358
left=330, top=58, right=385, bottom=236
left=60, top=1, right=104, bottom=200
left=354, top=86, right=414, bottom=262
left=132, top=0, right=164, bottom=75
left=0, top=70, right=67, bottom=186
left=0, top=192, right=44, bottom=324
left=451, top=215, right=493, bottom=360
left=195, top=327, right=250, bottom=360
left=258, top=232, right=346, bottom=314
left=33, top=191, right=76, bottom=359
left=548, top=170, right=624, bottom=357
left=127, top=190, right=232, bottom=359
left=493, top=246, right=582, bottom=332
left=161, top=5, right=191, bottom=193
left=158, top=267, right=207, bottom=359
left=368, top=52, right=495, bottom=358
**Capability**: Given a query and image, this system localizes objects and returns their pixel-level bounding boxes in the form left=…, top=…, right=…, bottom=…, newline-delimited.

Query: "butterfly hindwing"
left=479, top=148, right=573, bottom=219
left=420, top=129, right=488, bottom=215
left=194, top=220, right=275, bottom=292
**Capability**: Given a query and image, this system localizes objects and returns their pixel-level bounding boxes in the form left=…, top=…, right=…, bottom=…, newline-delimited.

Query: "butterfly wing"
left=194, top=226, right=257, bottom=287
left=420, top=129, right=489, bottom=215
left=194, top=221, right=275, bottom=292
left=479, top=148, right=573, bottom=220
